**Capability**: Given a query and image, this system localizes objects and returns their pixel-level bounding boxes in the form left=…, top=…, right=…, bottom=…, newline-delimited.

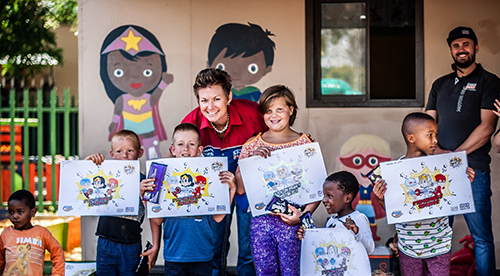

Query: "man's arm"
left=455, top=109, right=498, bottom=154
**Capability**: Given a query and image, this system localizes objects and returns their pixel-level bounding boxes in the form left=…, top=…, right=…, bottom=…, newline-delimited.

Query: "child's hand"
left=140, top=178, right=156, bottom=198
left=85, top=153, right=105, bottom=165
left=296, top=226, right=306, bottom=241
left=373, top=180, right=387, bottom=209
left=389, top=240, right=399, bottom=257
left=493, top=99, right=500, bottom=117
left=140, top=246, right=159, bottom=271
left=274, top=204, right=301, bottom=225
left=253, top=146, right=272, bottom=158
left=344, top=217, right=359, bottom=234
left=219, top=171, right=236, bottom=203
left=466, top=167, right=475, bottom=183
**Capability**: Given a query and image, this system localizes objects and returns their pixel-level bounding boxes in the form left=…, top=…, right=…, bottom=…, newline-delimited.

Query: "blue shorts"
left=96, top=237, right=142, bottom=276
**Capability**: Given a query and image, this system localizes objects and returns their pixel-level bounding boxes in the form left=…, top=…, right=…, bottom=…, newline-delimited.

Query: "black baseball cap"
left=447, top=26, right=478, bottom=46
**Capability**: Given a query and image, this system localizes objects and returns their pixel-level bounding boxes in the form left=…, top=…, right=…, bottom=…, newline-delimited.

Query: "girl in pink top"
left=237, top=85, right=320, bottom=276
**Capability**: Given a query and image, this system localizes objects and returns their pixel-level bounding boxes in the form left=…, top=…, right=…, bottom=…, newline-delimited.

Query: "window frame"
left=305, top=0, right=424, bottom=108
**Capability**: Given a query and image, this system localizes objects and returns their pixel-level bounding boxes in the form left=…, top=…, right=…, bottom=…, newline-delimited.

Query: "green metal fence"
left=0, top=86, right=78, bottom=211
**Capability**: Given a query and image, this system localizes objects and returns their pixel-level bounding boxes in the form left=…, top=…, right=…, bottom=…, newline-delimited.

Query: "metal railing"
left=0, top=85, right=78, bottom=211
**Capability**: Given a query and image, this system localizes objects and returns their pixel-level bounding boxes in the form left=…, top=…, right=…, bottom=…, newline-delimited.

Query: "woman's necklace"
left=210, top=113, right=230, bottom=134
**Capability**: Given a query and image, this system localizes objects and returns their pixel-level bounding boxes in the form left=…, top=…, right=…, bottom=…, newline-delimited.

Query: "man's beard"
left=453, top=51, right=476, bottom=69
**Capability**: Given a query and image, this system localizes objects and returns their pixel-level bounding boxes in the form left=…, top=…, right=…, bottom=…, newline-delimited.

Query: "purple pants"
left=399, top=251, right=451, bottom=276
left=250, top=215, right=301, bottom=276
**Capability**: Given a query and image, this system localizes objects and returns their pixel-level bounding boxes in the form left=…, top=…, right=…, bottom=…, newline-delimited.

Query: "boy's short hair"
left=111, top=129, right=142, bottom=151
left=207, top=22, right=276, bottom=68
left=9, top=190, right=36, bottom=209
left=193, top=68, right=232, bottom=100
left=325, top=171, right=359, bottom=200
left=172, top=123, right=202, bottom=146
left=401, top=112, right=436, bottom=139
left=259, top=85, right=298, bottom=126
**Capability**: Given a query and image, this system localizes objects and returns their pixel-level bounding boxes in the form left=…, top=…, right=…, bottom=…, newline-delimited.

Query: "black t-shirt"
left=96, top=174, right=145, bottom=244
left=426, top=64, right=500, bottom=172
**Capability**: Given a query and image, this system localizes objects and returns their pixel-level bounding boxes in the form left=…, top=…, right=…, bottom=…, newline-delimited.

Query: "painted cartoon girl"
left=338, top=134, right=392, bottom=241
left=100, top=25, right=173, bottom=159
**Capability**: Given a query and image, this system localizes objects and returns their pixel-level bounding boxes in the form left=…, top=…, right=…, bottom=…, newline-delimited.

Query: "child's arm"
left=85, top=153, right=105, bottom=166
left=141, top=217, right=164, bottom=271
left=0, top=235, right=5, bottom=273
left=213, top=171, right=237, bottom=223
left=373, top=179, right=387, bottom=209
left=235, top=166, right=245, bottom=195
left=44, top=229, right=65, bottom=276
left=351, top=214, right=375, bottom=254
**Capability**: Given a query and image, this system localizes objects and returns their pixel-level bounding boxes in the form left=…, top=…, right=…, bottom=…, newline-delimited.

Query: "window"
left=306, top=0, right=423, bottom=107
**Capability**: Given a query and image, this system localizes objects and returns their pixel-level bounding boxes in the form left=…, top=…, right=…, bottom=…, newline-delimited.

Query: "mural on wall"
left=207, top=22, right=275, bottom=102
left=338, top=134, right=392, bottom=241
left=100, top=25, right=173, bottom=159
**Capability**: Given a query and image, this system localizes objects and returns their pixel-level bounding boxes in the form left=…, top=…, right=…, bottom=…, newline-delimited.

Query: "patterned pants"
left=399, top=251, right=451, bottom=276
left=250, top=215, right=301, bottom=276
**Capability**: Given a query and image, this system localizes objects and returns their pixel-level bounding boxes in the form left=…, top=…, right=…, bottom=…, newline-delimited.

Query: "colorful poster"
left=239, top=142, right=327, bottom=217
left=145, top=157, right=230, bottom=218
left=300, top=227, right=371, bottom=276
left=58, top=160, right=140, bottom=216
left=380, top=151, right=475, bottom=224
left=65, top=262, right=96, bottom=276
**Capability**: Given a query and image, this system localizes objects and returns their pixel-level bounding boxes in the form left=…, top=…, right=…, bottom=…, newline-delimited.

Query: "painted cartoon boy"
left=207, top=22, right=276, bottom=102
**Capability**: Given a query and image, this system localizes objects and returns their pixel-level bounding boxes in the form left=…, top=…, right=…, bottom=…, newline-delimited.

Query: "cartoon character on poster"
left=399, top=163, right=455, bottom=214
left=259, top=146, right=316, bottom=199
left=301, top=228, right=371, bottom=276
left=208, top=22, right=275, bottom=102
left=100, top=25, right=173, bottom=159
left=76, top=166, right=135, bottom=208
left=163, top=162, right=223, bottom=212
left=338, top=134, right=392, bottom=241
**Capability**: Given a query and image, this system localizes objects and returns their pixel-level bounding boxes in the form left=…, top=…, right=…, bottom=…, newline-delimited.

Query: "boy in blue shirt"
left=143, top=123, right=236, bottom=276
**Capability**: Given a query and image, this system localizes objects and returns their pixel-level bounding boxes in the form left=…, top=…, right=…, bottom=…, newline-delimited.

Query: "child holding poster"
left=296, top=171, right=375, bottom=255
left=237, top=85, right=321, bottom=276
left=373, top=112, right=475, bottom=276
left=142, top=123, right=237, bottom=275
left=85, top=129, right=155, bottom=275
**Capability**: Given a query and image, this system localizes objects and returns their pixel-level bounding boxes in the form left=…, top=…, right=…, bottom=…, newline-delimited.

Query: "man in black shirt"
left=426, top=26, right=500, bottom=276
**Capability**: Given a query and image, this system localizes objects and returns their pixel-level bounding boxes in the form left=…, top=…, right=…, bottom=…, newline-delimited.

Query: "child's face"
left=322, top=181, right=350, bottom=215
left=107, top=51, right=162, bottom=97
left=170, top=130, right=203, bottom=157
left=212, top=48, right=271, bottom=90
left=198, top=84, right=232, bottom=128
left=263, top=96, right=294, bottom=133
left=110, top=137, right=144, bottom=160
left=8, top=200, right=35, bottom=230
left=409, top=120, right=438, bottom=155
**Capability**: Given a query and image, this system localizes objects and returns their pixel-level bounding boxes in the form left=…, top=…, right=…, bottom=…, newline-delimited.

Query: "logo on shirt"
left=16, top=236, right=42, bottom=247
left=233, top=149, right=241, bottom=160
left=465, top=83, right=477, bottom=91
left=203, top=147, right=215, bottom=157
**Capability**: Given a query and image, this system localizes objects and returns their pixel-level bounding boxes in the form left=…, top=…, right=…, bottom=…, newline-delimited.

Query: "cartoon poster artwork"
left=338, top=134, right=391, bottom=241
left=300, top=227, right=371, bottom=276
left=380, top=151, right=475, bottom=224
left=208, top=22, right=275, bottom=102
left=239, top=142, right=327, bottom=217
left=65, top=262, right=96, bottom=276
left=100, top=25, right=174, bottom=159
left=146, top=157, right=230, bottom=218
left=58, top=160, right=140, bottom=216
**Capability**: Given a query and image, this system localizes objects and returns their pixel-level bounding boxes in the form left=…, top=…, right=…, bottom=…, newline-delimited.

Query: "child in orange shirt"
left=0, top=190, right=65, bottom=275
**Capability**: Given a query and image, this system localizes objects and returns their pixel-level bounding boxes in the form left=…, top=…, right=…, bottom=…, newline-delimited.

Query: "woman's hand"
left=252, top=146, right=272, bottom=158
left=85, top=153, right=105, bottom=166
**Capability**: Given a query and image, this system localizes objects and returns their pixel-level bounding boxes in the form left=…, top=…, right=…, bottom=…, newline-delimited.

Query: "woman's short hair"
left=193, top=68, right=232, bottom=100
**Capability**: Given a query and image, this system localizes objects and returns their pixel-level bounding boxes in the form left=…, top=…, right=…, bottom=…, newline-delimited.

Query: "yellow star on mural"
left=120, top=30, right=142, bottom=52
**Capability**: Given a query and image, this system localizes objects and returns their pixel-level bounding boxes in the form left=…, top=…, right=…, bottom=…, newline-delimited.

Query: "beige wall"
left=79, top=0, right=500, bottom=267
